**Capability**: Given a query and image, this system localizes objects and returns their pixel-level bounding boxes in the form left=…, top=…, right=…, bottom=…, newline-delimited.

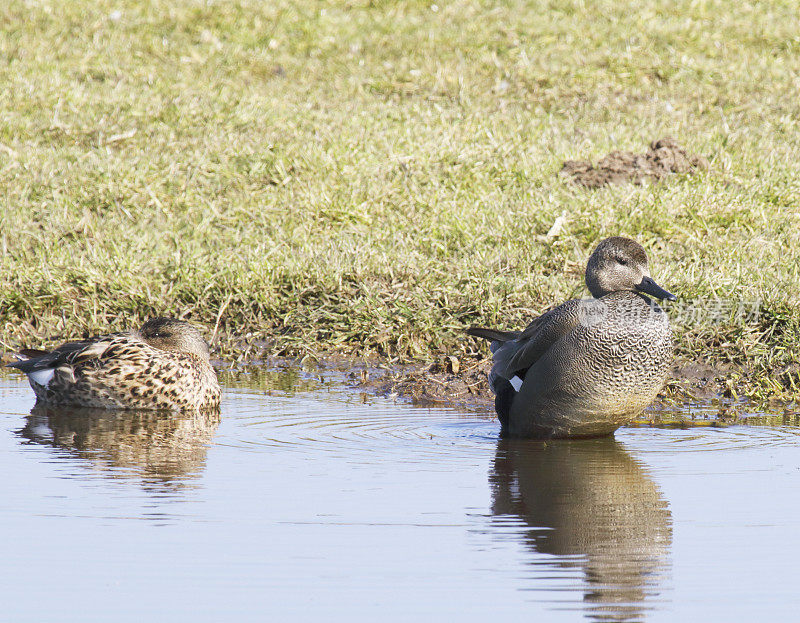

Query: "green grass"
left=1, top=0, right=799, bottom=398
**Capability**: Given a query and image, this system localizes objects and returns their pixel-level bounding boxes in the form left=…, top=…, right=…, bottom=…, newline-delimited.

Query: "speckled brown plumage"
left=8, top=318, right=220, bottom=411
left=467, top=237, right=675, bottom=439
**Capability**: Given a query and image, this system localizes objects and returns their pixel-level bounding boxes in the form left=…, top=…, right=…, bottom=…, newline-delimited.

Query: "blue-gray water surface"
left=1, top=369, right=799, bottom=622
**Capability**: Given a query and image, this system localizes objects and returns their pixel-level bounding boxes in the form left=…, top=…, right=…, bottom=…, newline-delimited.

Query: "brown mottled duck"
left=8, top=318, right=220, bottom=411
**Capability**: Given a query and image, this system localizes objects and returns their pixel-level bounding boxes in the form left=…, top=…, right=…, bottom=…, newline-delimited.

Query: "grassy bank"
left=1, top=0, right=799, bottom=399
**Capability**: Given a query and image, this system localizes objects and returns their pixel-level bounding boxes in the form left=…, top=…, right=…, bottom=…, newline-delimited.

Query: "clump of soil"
left=561, top=137, right=709, bottom=188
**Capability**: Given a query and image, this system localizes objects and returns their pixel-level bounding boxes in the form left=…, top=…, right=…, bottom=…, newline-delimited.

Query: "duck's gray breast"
left=567, top=294, right=673, bottom=408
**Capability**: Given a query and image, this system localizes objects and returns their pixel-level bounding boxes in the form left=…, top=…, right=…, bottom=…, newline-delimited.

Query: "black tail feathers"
left=466, top=327, right=518, bottom=343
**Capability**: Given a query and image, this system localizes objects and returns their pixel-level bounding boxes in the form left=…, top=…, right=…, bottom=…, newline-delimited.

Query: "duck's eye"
left=617, top=257, right=628, bottom=266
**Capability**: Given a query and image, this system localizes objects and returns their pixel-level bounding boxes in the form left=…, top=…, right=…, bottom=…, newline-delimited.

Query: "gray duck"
left=468, top=237, right=676, bottom=438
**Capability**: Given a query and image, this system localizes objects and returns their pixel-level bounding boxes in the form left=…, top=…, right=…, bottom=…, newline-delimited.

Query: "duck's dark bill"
left=636, top=276, right=677, bottom=301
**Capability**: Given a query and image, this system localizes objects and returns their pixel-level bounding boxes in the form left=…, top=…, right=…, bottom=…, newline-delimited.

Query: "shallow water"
left=1, top=369, right=799, bottom=622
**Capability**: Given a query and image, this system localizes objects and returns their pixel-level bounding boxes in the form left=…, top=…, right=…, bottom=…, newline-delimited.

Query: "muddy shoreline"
left=4, top=338, right=797, bottom=424
left=217, top=350, right=800, bottom=425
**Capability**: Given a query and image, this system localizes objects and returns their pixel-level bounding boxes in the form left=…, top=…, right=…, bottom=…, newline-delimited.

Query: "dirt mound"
left=561, top=137, right=709, bottom=188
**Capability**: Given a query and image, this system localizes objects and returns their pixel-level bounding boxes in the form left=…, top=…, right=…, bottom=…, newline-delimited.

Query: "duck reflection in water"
left=18, top=404, right=220, bottom=490
left=490, top=438, right=671, bottom=622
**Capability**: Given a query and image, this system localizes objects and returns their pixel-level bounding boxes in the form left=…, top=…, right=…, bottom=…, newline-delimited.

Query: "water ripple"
left=221, top=390, right=498, bottom=459
left=618, top=424, right=800, bottom=452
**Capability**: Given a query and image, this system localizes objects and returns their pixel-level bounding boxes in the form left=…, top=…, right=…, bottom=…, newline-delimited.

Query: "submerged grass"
left=1, top=0, right=799, bottom=399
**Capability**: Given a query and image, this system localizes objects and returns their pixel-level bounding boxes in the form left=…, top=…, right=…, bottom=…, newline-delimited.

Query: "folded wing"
left=468, top=299, right=584, bottom=392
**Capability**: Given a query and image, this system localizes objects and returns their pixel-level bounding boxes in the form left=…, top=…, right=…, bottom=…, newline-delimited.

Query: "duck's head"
left=585, top=237, right=677, bottom=301
left=139, top=318, right=212, bottom=360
